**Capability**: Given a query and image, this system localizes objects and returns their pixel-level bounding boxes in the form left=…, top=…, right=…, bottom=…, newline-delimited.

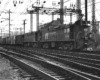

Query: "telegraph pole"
left=85, top=0, right=88, bottom=21
left=36, top=8, right=39, bottom=31
left=60, top=0, right=64, bottom=24
left=52, top=12, right=54, bottom=21
left=9, top=9, right=11, bottom=37
left=92, top=0, right=96, bottom=32
left=30, top=13, right=33, bottom=32
left=76, top=0, right=81, bottom=20
left=23, top=19, right=26, bottom=34
left=70, top=13, right=72, bottom=24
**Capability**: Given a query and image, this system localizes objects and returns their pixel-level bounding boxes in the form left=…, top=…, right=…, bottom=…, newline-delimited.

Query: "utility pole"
left=9, top=9, right=11, bottom=37
left=76, top=0, right=81, bottom=20
left=36, top=7, right=39, bottom=31
left=60, top=0, right=64, bottom=24
left=27, top=1, right=42, bottom=31
left=92, top=0, right=96, bottom=32
left=30, top=13, right=33, bottom=32
left=52, top=12, right=54, bottom=21
left=27, top=7, right=40, bottom=31
left=23, top=19, right=26, bottom=34
left=70, top=13, right=72, bottom=24
left=51, top=1, right=55, bottom=22
left=85, top=0, right=88, bottom=21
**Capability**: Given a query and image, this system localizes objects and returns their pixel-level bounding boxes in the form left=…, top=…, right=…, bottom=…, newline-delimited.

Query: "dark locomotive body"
left=0, top=19, right=94, bottom=50
left=38, top=20, right=90, bottom=50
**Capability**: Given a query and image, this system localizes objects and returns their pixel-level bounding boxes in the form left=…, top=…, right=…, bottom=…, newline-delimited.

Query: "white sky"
left=0, top=0, right=100, bottom=37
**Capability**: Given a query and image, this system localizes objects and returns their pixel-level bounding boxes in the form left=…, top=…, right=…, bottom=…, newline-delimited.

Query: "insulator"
left=20, top=0, right=23, bottom=4
left=13, top=0, right=17, bottom=4
left=43, top=10, right=46, bottom=12
left=14, top=4, right=16, bottom=7
left=13, top=0, right=17, bottom=7
left=19, top=1, right=23, bottom=4
left=58, top=2, right=60, bottom=4
left=72, top=4, right=75, bottom=8
left=43, top=1, right=46, bottom=3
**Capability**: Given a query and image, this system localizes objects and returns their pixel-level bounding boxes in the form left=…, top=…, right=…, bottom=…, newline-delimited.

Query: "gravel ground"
left=0, top=55, right=26, bottom=80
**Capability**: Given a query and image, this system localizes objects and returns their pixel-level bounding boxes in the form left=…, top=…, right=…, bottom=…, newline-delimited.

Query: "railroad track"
left=0, top=46, right=100, bottom=80
left=0, top=48, right=92, bottom=80
left=2, top=45, right=100, bottom=55
left=6, top=46, right=100, bottom=68
left=11, top=47, right=100, bottom=76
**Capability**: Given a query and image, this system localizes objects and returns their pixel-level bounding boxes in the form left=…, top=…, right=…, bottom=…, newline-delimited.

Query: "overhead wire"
left=11, top=0, right=48, bottom=23
left=80, top=1, right=100, bottom=16
left=1, top=0, right=31, bottom=27
left=2, top=0, right=100, bottom=28
left=1, top=0, right=70, bottom=24
left=11, top=0, right=32, bottom=21
left=1, top=0, right=11, bottom=11
left=81, top=1, right=100, bottom=9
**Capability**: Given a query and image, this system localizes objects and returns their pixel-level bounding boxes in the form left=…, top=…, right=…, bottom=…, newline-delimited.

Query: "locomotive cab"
left=70, top=20, right=90, bottom=49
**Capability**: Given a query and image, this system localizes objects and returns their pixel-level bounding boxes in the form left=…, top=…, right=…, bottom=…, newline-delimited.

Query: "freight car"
left=0, top=38, right=5, bottom=45
left=0, top=36, right=15, bottom=45
left=15, top=34, right=24, bottom=46
left=10, top=36, right=16, bottom=45
left=23, top=32, right=38, bottom=47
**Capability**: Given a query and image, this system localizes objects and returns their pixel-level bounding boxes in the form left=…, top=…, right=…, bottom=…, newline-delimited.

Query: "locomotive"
left=0, top=18, right=95, bottom=50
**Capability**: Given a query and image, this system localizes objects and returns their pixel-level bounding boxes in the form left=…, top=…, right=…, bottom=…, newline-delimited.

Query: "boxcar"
left=15, top=34, right=24, bottom=46
left=6, top=37, right=11, bottom=45
left=10, top=36, right=16, bottom=45
left=23, top=32, right=37, bottom=46
left=0, top=38, right=3, bottom=44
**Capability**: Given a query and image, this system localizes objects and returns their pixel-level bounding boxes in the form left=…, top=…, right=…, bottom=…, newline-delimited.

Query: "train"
left=0, top=18, right=98, bottom=50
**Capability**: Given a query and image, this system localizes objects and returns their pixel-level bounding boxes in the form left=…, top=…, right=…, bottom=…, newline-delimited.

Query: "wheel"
left=63, top=45, right=68, bottom=50
left=43, top=44, right=45, bottom=48
left=45, top=43, right=49, bottom=48
left=86, top=32, right=96, bottom=50
left=87, top=39, right=95, bottom=50
left=51, top=42, right=55, bottom=48
left=77, top=39, right=84, bottom=49
left=69, top=44, right=74, bottom=50
left=76, top=31, right=85, bottom=49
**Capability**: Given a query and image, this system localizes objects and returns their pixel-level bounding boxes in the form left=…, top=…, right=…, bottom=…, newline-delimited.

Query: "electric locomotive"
left=23, top=18, right=94, bottom=50
left=38, top=19, right=92, bottom=50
